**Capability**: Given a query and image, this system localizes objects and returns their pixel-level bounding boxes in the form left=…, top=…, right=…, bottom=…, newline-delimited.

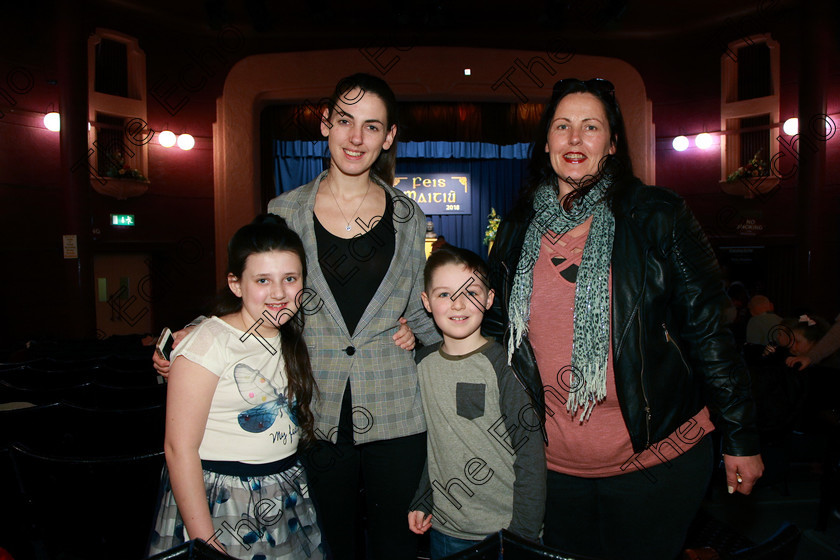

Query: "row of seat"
left=1, top=338, right=170, bottom=558
left=0, top=355, right=157, bottom=373
left=1, top=367, right=162, bottom=391
left=1, top=399, right=167, bottom=559
left=2, top=444, right=165, bottom=560
left=0, top=379, right=166, bottom=409
left=146, top=526, right=802, bottom=560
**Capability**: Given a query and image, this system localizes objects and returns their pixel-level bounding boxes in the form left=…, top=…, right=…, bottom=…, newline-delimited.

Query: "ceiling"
left=82, top=0, right=806, bottom=51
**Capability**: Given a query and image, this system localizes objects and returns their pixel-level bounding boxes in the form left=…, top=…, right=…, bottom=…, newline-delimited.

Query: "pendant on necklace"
left=345, top=225, right=352, bottom=232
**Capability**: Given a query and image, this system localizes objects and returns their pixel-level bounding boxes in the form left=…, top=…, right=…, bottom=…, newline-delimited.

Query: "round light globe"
left=44, top=112, right=60, bottom=132
left=672, top=136, right=689, bottom=152
left=158, top=130, right=177, bottom=147
left=695, top=133, right=713, bottom=150
left=177, top=133, right=195, bottom=150
left=783, top=118, right=798, bottom=136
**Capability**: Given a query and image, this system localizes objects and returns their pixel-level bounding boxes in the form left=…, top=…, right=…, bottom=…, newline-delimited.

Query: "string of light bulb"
left=670, top=116, right=836, bottom=152
left=42, top=112, right=197, bottom=151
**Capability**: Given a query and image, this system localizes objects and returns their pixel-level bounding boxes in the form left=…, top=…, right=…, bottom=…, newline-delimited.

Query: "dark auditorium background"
left=0, top=0, right=837, bottom=344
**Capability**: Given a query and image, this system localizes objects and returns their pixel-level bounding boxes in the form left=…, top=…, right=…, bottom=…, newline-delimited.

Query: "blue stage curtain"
left=273, top=141, right=531, bottom=258
left=274, top=140, right=329, bottom=194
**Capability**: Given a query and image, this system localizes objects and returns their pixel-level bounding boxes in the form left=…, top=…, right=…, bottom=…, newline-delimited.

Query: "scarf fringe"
left=566, top=361, right=608, bottom=422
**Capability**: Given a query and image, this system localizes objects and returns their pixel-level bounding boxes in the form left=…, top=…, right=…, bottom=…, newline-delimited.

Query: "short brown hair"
left=423, top=245, right=489, bottom=293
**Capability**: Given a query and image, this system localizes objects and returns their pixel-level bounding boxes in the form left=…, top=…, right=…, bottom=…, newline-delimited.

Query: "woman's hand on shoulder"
left=152, top=326, right=194, bottom=378
left=393, top=317, right=416, bottom=351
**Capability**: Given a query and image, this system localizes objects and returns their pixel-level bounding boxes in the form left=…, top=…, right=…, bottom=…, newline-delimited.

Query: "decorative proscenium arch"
left=213, top=47, right=654, bottom=280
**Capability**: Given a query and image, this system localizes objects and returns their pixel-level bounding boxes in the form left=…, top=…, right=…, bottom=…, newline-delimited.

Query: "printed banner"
left=393, top=173, right=471, bottom=215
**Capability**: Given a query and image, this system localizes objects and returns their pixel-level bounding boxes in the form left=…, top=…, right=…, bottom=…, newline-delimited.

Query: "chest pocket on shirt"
left=456, top=382, right=486, bottom=420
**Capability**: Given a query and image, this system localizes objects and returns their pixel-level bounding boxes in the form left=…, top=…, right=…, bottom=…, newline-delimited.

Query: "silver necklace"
left=327, top=179, right=372, bottom=232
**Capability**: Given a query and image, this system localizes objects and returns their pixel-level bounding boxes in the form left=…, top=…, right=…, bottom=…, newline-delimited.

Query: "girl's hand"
left=152, top=327, right=193, bottom=377
left=761, top=344, right=777, bottom=357
left=408, top=510, right=432, bottom=534
left=393, top=317, right=416, bottom=351
left=786, top=355, right=812, bottom=370
left=204, top=533, right=229, bottom=556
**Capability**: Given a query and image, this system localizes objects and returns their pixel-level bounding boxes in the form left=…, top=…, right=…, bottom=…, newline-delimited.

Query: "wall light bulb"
left=783, top=118, right=798, bottom=136
left=159, top=130, right=177, bottom=147
left=44, top=112, right=60, bottom=131
left=695, top=133, right=713, bottom=150
left=177, top=133, right=195, bottom=150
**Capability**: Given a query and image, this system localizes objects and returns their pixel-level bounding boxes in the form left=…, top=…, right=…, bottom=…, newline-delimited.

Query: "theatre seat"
left=730, top=523, right=801, bottom=559
left=145, top=539, right=233, bottom=560
left=425, top=530, right=605, bottom=559
left=0, top=401, right=164, bottom=456
left=9, top=443, right=165, bottom=560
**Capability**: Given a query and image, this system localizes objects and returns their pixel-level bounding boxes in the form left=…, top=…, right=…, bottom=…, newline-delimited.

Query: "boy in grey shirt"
left=408, top=246, right=545, bottom=558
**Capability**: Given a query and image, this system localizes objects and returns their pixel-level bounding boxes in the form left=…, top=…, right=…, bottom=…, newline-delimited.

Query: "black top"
left=314, top=193, right=396, bottom=336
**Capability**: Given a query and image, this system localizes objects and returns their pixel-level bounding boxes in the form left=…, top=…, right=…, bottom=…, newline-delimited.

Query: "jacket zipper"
left=638, top=312, right=651, bottom=448
left=662, top=322, right=691, bottom=375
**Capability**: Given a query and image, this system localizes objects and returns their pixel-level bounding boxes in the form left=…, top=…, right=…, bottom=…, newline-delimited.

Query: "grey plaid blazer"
left=267, top=171, right=441, bottom=444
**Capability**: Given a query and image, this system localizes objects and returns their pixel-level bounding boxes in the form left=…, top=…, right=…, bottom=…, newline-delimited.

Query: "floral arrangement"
left=102, top=151, right=147, bottom=181
left=726, top=150, right=767, bottom=183
left=483, top=208, right=501, bottom=246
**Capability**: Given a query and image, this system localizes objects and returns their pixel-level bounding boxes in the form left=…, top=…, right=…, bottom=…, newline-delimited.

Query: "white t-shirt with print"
left=171, top=316, right=299, bottom=463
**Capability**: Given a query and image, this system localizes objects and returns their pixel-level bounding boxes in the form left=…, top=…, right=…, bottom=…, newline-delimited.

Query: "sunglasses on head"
left=552, top=78, right=615, bottom=96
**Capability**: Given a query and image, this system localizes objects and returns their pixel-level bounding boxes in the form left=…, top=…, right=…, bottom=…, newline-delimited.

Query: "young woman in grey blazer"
left=267, top=73, right=440, bottom=560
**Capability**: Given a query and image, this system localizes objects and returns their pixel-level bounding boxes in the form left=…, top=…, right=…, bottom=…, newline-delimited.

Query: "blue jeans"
left=429, top=529, right=482, bottom=559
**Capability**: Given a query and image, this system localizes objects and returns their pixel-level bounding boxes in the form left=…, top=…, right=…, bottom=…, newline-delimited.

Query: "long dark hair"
left=327, top=73, right=399, bottom=186
left=519, top=78, right=635, bottom=212
left=216, top=214, right=317, bottom=442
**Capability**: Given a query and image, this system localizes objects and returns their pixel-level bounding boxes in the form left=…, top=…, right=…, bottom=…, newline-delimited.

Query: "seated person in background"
left=746, top=295, right=783, bottom=346
left=768, top=315, right=830, bottom=359
left=408, top=246, right=545, bottom=559
left=765, top=315, right=837, bottom=430
left=787, top=312, right=840, bottom=371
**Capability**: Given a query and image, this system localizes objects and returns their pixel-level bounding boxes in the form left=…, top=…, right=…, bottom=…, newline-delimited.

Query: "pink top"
left=528, top=219, right=714, bottom=477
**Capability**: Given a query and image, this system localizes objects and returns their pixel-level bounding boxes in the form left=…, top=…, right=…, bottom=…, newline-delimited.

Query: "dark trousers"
left=543, top=436, right=713, bottom=560
left=301, top=385, right=426, bottom=560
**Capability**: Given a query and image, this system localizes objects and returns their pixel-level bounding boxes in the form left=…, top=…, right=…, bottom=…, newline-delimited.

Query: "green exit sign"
left=111, top=214, right=135, bottom=226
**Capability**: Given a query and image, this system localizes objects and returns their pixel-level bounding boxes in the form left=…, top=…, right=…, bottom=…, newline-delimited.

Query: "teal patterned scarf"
left=507, top=177, right=615, bottom=421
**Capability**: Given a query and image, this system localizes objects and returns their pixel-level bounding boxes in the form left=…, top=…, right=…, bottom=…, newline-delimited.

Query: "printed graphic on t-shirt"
left=234, top=363, right=295, bottom=433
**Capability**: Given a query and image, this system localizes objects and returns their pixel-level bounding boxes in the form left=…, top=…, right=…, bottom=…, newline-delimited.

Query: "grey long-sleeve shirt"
left=410, top=340, right=546, bottom=541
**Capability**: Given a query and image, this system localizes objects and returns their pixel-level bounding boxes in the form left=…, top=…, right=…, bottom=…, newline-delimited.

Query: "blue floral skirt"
left=147, top=458, right=323, bottom=560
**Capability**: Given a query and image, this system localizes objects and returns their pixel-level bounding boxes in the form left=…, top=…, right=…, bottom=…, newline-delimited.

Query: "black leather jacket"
left=483, top=179, right=759, bottom=456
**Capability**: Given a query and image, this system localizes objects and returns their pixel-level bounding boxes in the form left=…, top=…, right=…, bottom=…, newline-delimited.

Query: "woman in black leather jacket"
left=484, top=78, right=763, bottom=560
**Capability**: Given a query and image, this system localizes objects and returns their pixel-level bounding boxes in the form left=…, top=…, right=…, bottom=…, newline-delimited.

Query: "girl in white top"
left=148, top=214, right=323, bottom=560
